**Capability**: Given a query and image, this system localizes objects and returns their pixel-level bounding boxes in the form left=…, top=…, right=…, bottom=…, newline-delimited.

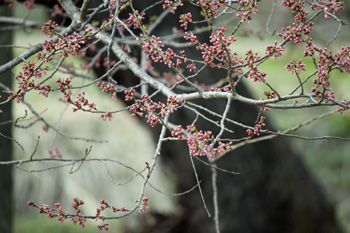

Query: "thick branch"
left=0, top=24, right=74, bottom=75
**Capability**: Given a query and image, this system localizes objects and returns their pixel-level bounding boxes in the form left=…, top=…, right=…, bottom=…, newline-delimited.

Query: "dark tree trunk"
left=0, top=5, right=13, bottom=233
left=132, top=73, right=342, bottom=233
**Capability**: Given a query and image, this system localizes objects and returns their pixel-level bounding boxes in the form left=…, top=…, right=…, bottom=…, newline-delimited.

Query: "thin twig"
left=29, top=136, right=40, bottom=160
left=266, top=0, right=276, bottom=35
left=211, top=163, right=220, bottom=233
left=188, top=147, right=211, bottom=217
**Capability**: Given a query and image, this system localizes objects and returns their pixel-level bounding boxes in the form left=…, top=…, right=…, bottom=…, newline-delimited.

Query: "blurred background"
left=0, top=1, right=349, bottom=232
